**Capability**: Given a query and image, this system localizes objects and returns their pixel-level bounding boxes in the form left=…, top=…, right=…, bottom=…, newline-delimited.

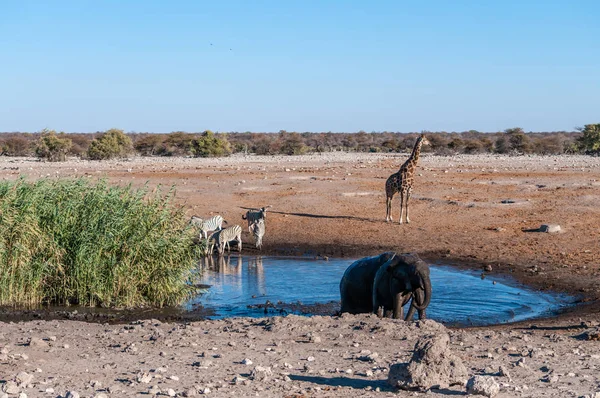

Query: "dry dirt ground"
left=1, top=153, right=600, bottom=397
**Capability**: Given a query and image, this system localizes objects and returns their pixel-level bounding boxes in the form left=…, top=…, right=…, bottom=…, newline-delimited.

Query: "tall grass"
left=0, top=178, right=203, bottom=308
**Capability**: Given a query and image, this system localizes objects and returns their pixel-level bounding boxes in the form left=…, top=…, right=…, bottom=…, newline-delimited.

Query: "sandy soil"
left=1, top=153, right=600, bottom=397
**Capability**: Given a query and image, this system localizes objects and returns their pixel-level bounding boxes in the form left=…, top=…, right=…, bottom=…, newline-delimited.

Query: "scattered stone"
left=182, top=388, right=197, bottom=397
left=232, top=376, right=246, bottom=385
left=166, top=388, right=176, bottom=397
left=387, top=330, right=468, bottom=391
left=576, top=328, right=600, bottom=341
left=498, top=365, right=511, bottom=381
left=137, top=373, right=153, bottom=383
left=466, top=375, right=500, bottom=397
left=65, top=392, right=80, bottom=398
left=27, top=337, right=47, bottom=347
left=539, top=224, right=561, bottom=233
left=250, top=366, right=273, bottom=381
left=542, top=374, right=559, bottom=383
left=15, top=372, right=33, bottom=387
left=307, top=333, right=321, bottom=343
left=515, top=358, right=527, bottom=367
left=94, top=394, right=108, bottom=398
left=357, top=352, right=379, bottom=362
left=241, top=358, right=253, bottom=365
left=192, top=360, right=212, bottom=368
left=2, top=381, right=19, bottom=395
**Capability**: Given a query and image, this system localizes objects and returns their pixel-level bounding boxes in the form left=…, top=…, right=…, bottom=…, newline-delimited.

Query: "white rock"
left=15, top=372, right=33, bottom=387
left=65, top=392, right=80, bottom=398
left=539, top=224, right=561, bottom=233
left=2, top=381, right=19, bottom=395
left=466, top=376, right=500, bottom=397
left=137, top=373, right=153, bottom=383
left=250, top=366, right=273, bottom=381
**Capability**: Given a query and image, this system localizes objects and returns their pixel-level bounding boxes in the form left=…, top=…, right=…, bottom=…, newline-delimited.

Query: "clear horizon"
left=1, top=1, right=598, bottom=133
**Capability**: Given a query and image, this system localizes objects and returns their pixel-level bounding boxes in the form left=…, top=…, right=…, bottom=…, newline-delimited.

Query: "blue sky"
left=1, top=1, right=598, bottom=133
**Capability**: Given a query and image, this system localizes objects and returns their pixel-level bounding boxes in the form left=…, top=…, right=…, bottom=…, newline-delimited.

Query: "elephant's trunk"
left=410, top=272, right=431, bottom=310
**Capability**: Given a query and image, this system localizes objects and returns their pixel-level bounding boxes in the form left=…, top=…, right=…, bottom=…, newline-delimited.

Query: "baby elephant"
left=339, top=252, right=431, bottom=321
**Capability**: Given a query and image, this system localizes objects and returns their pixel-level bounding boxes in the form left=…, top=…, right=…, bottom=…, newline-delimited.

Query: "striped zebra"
left=251, top=218, right=265, bottom=249
left=242, top=206, right=270, bottom=232
left=213, top=225, right=243, bottom=255
left=191, top=215, right=224, bottom=239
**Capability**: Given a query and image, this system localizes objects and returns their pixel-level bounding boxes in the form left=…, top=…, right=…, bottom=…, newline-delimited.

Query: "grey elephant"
left=339, top=252, right=431, bottom=321
left=372, top=252, right=431, bottom=320
left=340, top=252, right=396, bottom=315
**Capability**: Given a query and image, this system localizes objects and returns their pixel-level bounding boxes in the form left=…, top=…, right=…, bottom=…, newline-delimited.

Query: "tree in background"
left=0, top=135, right=32, bottom=156
left=505, top=127, right=531, bottom=154
left=35, top=129, right=73, bottom=161
left=134, top=134, right=166, bottom=156
left=576, top=123, right=600, bottom=154
left=279, top=131, right=308, bottom=155
left=190, top=130, right=231, bottom=157
left=87, top=128, right=133, bottom=160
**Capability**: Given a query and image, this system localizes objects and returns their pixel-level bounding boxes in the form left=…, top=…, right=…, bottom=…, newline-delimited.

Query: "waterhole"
left=189, top=255, right=572, bottom=326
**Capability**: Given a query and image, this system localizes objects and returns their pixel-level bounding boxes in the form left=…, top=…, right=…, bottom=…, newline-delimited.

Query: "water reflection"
left=190, top=255, right=572, bottom=326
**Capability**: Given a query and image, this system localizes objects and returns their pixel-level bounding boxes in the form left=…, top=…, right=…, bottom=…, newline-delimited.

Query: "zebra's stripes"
left=251, top=219, right=265, bottom=249
left=191, top=215, right=224, bottom=239
left=242, top=206, right=270, bottom=232
left=213, top=225, right=243, bottom=255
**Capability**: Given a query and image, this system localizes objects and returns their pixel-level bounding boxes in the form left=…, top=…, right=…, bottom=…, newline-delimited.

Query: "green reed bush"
left=0, top=178, right=203, bottom=308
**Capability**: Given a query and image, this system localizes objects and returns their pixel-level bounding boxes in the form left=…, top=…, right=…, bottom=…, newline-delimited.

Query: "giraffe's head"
left=419, top=134, right=431, bottom=147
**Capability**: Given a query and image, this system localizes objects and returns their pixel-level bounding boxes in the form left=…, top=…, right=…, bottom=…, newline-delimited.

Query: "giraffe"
left=385, top=134, right=431, bottom=224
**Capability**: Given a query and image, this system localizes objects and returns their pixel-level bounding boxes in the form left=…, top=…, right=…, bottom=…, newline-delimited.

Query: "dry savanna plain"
left=1, top=153, right=600, bottom=398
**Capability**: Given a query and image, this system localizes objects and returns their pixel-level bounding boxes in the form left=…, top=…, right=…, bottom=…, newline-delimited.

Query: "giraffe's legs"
left=405, top=189, right=411, bottom=224
left=385, top=195, right=393, bottom=222
left=399, top=191, right=405, bottom=224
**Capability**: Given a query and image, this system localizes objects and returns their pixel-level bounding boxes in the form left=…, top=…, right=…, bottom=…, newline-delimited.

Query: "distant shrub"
left=1, top=136, right=32, bottom=156
left=134, top=134, right=167, bottom=156
left=280, top=132, right=308, bottom=155
left=87, top=128, right=133, bottom=160
left=35, top=129, right=73, bottom=161
left=190, top=130, right=232, bottom=157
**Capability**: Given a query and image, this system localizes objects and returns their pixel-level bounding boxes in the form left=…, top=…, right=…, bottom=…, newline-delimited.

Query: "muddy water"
left=189, top=255, right=573, bottom=326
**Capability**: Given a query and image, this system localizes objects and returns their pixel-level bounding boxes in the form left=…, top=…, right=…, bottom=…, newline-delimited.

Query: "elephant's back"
left=340, top=252, right=396, bottom=313
left=342, top=251, right=396, bottom=282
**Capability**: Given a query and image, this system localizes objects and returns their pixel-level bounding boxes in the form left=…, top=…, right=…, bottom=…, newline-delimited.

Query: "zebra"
left=191, top=215, right=224, bottom=239
left=212, top=225, right=243, bottom=255
left=251, top=218, right=265, bottom=249
left=242, top=206, right=270, bottom=232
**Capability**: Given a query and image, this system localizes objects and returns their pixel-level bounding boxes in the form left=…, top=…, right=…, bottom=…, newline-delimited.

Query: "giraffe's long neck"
left=409, top=137, right=424, bottom=164
left=402, top=136, right=424, bottom=170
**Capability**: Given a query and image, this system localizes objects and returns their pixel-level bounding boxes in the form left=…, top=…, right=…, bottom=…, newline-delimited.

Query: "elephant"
left=339, top=252, right=431, bottom=321
left=372, top=252, right=431, bottom=320
left=340, top=252, right=396, bottom=315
